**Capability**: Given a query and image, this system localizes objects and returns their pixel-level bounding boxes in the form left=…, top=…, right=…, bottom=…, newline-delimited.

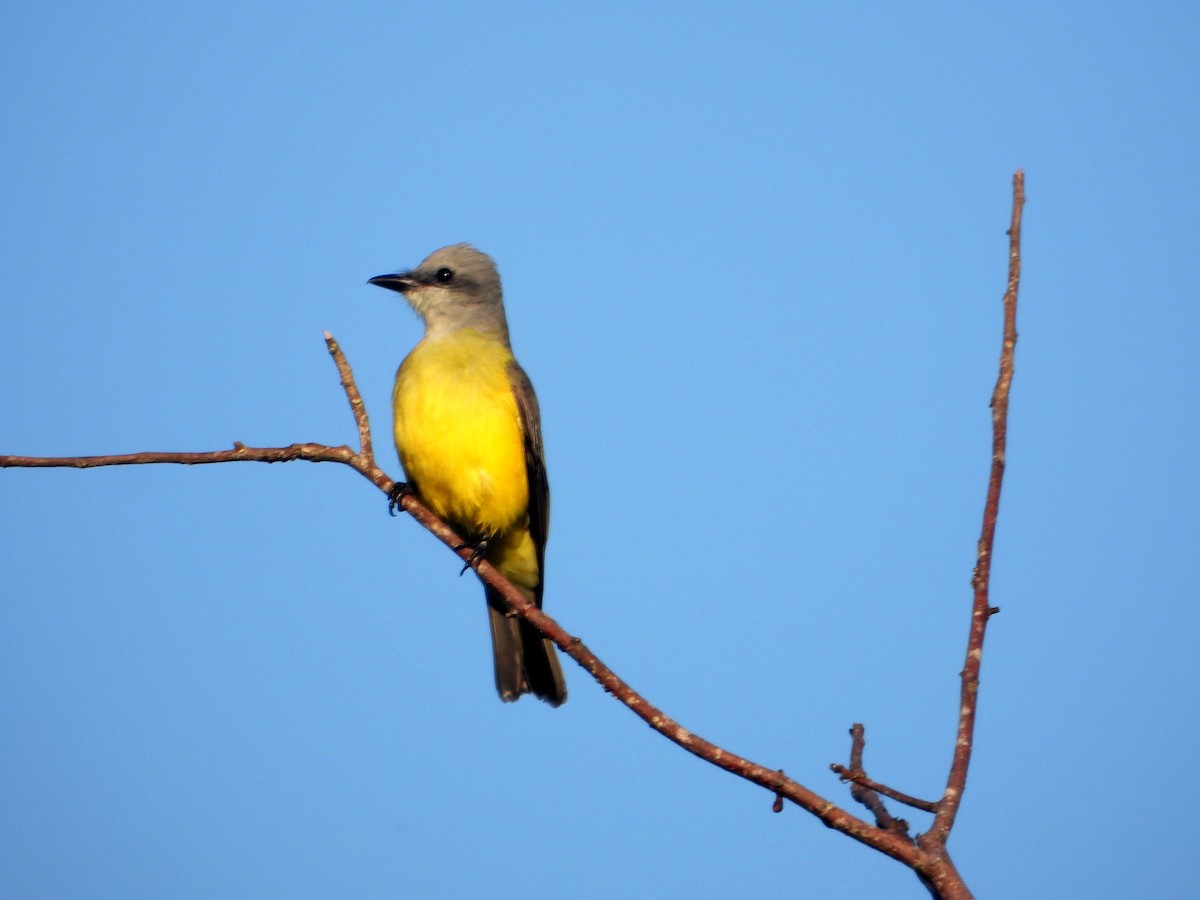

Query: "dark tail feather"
left=517, top=617, right=567, bottom=706
left=486, top=587, right=567, bottom=706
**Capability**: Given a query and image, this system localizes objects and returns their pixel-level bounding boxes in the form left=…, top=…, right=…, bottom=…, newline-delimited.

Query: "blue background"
left=3, top=4, right=1198, bottom=898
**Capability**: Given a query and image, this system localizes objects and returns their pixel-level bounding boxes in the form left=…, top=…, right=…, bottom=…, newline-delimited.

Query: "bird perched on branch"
left=369, top=244, right=566, bottom=706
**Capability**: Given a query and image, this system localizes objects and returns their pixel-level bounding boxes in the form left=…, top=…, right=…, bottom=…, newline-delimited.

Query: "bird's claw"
left=387, top=482, right=413, bottom=516
left=455, top=539, right=490, bottom=575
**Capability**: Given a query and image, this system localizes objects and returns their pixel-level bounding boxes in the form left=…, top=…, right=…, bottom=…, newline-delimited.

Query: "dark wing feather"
left=508, top=360, right=550, bottom=606
left=499, top=359, right=565, bottom=705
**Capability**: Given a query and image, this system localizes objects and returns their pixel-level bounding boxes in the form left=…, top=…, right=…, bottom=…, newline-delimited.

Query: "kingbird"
left=369, top=244, right=567, bottom=706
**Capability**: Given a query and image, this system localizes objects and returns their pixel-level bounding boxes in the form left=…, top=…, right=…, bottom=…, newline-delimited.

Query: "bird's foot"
left=455, top=538, right=490, bottom=575
left=387, top=481, right=413, bottom=516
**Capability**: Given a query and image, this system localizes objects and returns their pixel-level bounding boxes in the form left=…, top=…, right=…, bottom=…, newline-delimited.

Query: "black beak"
left=368, top=272, right=419, bottom=293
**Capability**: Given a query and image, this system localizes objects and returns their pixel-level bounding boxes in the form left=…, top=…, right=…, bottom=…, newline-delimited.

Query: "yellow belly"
left=392, top=330, right=530, bottom=540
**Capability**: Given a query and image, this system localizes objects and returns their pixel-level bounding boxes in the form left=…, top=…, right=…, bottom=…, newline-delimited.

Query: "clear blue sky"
left=3, top=4, right=1197, bottom=898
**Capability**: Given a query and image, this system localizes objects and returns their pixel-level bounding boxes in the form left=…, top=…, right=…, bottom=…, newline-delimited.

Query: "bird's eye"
left=435, top=267, right=454, bottom=283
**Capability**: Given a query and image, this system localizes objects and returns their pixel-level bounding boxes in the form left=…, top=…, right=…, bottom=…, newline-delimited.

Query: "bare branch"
left=0, top=443, right=353, bottom=469
left=922, top=169, right=1025, bottom=851
left=465, top=550, right=925, bottom=866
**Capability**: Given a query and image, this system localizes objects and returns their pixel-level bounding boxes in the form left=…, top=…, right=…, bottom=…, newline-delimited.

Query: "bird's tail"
left=486, top=586, right=567, bottom=706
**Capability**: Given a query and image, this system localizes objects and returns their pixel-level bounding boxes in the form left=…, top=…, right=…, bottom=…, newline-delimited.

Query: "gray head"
left=369, top=244, right=509, bottom=341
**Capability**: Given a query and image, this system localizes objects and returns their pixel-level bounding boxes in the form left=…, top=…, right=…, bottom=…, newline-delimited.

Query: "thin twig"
left=831, top=761, right=938, bottom=815
left=324, top=331, right=374, bottom=460
left=835, top=724, right=912, bottom=837
left=922, top=170, right=1024, bottom=850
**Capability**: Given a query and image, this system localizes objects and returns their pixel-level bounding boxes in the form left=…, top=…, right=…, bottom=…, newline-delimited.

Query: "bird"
left=369, top=244, right=567, bottom=706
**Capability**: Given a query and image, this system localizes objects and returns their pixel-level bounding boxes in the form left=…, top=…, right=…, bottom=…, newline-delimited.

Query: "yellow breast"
left=392, top=330, right=530, bottom=538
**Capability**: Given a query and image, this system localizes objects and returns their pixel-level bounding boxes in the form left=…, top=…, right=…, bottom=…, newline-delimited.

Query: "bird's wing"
left=508, top=360, right=549, bottom=606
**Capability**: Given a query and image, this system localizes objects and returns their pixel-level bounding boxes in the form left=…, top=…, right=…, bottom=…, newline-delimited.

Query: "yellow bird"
left=369, top=244, right=566, bottom=706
